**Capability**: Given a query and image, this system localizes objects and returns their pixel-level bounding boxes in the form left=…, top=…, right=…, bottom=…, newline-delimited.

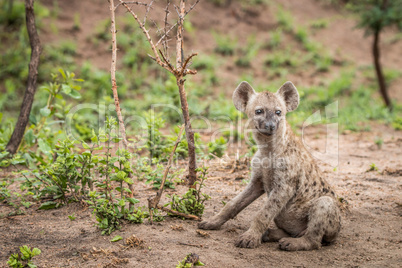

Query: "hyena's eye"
left=255, top=109, right=263, bottom=115
left=275, top=110, right=281, bottom=116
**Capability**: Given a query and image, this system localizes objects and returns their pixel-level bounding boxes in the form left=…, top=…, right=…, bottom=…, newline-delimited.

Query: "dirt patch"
left=1, top=125, right=401, bottom=267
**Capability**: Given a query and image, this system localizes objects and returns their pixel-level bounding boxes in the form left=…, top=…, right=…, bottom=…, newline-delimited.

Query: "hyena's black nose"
left=265, top=122, right=275, bottom=131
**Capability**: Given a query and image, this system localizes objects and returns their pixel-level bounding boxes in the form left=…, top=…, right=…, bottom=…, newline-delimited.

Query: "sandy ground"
left=0, top=125, right=401, bottom=267
left=1, top=0, right=401, bottom=267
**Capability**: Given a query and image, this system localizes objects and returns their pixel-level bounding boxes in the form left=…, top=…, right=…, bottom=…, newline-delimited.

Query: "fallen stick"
left=177, top=242, right=204, bottom=248
left=148, top=125, right=185, bottom=223
left=156, top=204, right=200, bottom=221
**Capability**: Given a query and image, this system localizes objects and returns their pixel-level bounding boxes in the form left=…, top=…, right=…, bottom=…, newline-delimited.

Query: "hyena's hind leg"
left=262, top=228, right=290, bottom=242
left=279, top=196, right=341, bottom=251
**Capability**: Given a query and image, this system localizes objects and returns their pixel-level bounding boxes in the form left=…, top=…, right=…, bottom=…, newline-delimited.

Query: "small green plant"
left=235, top=35, right=260, bottom=67
left=134, top=157, right=183, bottom=189
left=374, top=136, right=383, bottom=149
left=368, top=163, right=378, bottom=172
left=207, top=136, right=227, bottom=158
left=213, top=32, right=237, bottom=56
left=310, top=18, right=329, bottom=29
left=275, top=6, right=294, bottom=32
left=392, top=117, right=402, bottom=130
left=166, top=167, right=211, bottom=217
left=268, top=29, right=282, bottom=48
left=143, top=110, right=169, bottom=160
left=295, top=27, right=309, bottom=44
left=68, top=213, right=76, bottom=221
left=176, top=253, right=204, bottom=268
left=7, top=245, right=41, bottom=268
left=72, top=13, right=81, bottom=31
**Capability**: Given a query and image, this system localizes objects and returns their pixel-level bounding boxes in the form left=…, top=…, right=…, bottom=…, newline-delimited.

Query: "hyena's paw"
left=197, top=219, right=222, bottom=230
left=262, top=228, right=290, bottom=242
left=235, top=230, right=261, bottom=249
left=279, top=237, right=318, bottom=251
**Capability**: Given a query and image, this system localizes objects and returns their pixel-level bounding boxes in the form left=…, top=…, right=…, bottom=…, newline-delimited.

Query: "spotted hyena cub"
left=198, top=81, right=341, bottom=251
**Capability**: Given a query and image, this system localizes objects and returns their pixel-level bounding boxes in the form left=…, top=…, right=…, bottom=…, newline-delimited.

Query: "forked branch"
left=118, top=0, right=174, bottom=74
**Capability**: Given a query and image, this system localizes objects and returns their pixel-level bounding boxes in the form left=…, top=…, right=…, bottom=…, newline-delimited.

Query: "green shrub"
left=7, top=245, right=41, bottom=268
left=166, top=167, right=210, bottom=217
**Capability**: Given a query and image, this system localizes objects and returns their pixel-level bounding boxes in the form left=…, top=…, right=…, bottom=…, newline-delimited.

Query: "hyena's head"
left=233, top=81, right=299, bottom=137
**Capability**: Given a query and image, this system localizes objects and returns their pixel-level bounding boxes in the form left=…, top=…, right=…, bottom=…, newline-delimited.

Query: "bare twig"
left=162, top=0, right=171, bottom=56
left=177, top=242, right=204, bottom=248
left=181, top=52, right=198, bottom=76
left=159, top=49, right=175, bottom=73
left=115, top=1, right=149, bottom=10
left=109, top=0, right=135, bottom=208
left=184, top=0, right=201, bottom=17
left=119, top=0, right=174, bottom=74
left=156, top=204, right=200, bottom=221
left=148, top=124, right=185, bottom=223
left=142, top=0, right=154, bottom=26
left=155, top=22, right=177, bottom=47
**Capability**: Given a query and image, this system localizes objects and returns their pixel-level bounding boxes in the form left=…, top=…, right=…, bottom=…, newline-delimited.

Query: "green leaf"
left=59, top=68, right=67, bottom=79
left=62, top=84, right=72, bottom=94
left=0, top=151, right=9, bottom=159
left=195, top=260, right=205, bottom=266
left=29, top=113, right=37, bottom=125
left=38, top=139, right=52, bottom=154
left=24, top=129, right=36, bottom=145
left=0, top=112, right=2, bottom=123
left=27, top=263, right=37, bottom=268
left=123, top=187, right=132, bottom=193
left=55, top=93, right=63, bottom=99
left=68, top=89, right=81, bottom=99
left=82, top=142, right=90, bottom=149
left=116, top=171, right=127, bottom=181
left=31, top=248, right=41, bottom=256
left=118, top=199, right=125, bottom=207
left=20, top=245, right=31, bottom=259
left=40, top=106, right=51, bottom=117
left=91, top=130, right=98, bottom=143
left=123, top=176, right=133, bottom=184
left=111, top=235, right=123, bottom=242
left=127, top=197, right=139, bottom=204
left=38, top=201, right=58, bottom=210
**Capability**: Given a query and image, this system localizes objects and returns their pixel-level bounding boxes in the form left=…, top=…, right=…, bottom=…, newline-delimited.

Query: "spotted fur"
left=198, top=81, right=341, bottom=251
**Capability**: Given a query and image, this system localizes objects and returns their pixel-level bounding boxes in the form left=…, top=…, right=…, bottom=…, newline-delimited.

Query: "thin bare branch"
left=115, top=1, right=149, bottom=10
left=181, top=52, right=198, bottom=75
left=163, top=0, right=171, bottom=56
left=156, top=204, right=200, bottom=221
left=184, top=0, right=201, bottom=17
left=148, top=125, right=185, bottom=223
left=175, top=1, right=185, bottom=70
left=174, top=4, right=181, bottom=18
left=142, top=0, right=154, bottom=26
left=159, top=49, right=175, bottom=73
left=155, top=22, right=177, bottom=47
left=109, top=0, right=135, bottom=208
left=119, top=0, right=174, bottom=74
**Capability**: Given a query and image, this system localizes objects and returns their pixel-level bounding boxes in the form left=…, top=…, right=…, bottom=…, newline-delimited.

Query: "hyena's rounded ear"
left=276, top=81, right=299, bottom=112
left=233, top=81, right=256, bottom=112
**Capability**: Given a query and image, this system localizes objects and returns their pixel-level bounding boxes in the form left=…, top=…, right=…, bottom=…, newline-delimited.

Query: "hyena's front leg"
left=235, top=184, right=295, bottom=248
left=198, top=175, right=264, bottom=230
